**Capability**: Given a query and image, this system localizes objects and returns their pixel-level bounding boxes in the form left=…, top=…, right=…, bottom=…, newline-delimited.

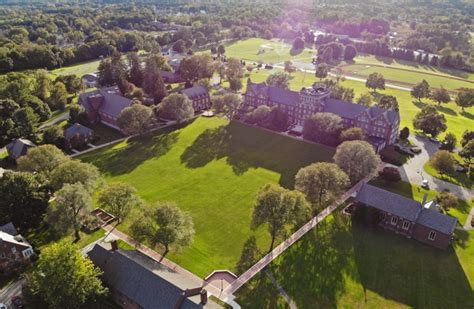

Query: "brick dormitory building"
left=242, top=80, right=400, bottom=152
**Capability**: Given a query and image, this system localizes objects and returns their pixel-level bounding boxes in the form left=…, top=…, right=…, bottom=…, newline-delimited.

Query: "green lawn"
left=49, top=59, right=101, bottom=78
left=236, top=181, right=474, bottom=308
left=424, top=160, right=473, bottom=189
left=241, top=67, right=474, bottom=141
left=80, top=117, right=335, bottom=277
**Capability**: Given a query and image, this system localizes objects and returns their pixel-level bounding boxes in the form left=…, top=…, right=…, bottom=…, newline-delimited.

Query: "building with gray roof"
left=87, top=242, right=218, bottom=309
left=354, top=183, right=458, bottom=249
left=180, top=86, right=211, bottom=112
left=243, top=80, right=400, bottom=152
left=6, top=138, right=36, bottom=160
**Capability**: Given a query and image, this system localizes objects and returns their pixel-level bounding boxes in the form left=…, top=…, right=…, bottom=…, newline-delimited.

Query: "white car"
left=421, top=179, right=429, bottom=188
left=0, top=303, right=6, bottom=309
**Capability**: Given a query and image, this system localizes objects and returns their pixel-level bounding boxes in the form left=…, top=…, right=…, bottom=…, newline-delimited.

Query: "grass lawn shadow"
left=461, top=111, right=474, bottom=120
left=180, top=121, right=335, bottom=188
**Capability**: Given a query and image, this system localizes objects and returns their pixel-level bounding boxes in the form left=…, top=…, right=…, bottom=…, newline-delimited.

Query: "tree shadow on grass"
left=434, top=104, right=457, bottom=116
left=270, top=216, right=354, bottom=308
left=180, top=121, right=335, bottom=188
left=235, top=272, right=287, bottom=309
left=82, top=126, right=180, bottom=176
left=461, top=111, right=474, bottom=120
left=352, top=221, right=474, bottom=308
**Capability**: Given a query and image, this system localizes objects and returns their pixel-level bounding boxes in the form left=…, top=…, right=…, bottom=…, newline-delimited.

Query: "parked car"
left=421, top=179, right=429, bottom=189
left=0, top=303, right=7, bottom=309
left=11, top=296, right=24, bottom=309
left=410, top=147, right=421, bottom=154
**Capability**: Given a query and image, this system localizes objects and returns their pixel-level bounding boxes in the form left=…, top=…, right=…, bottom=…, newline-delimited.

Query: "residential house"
left=78, top=86, right=133, bottom=131
left=6, top=138, right=36, bottom=160
left=0, top=222, right=18, bottom=236
left=0, top=228, right=35, bottom=271
left=87, top=242, right=218, bottom=309
left=180, top=86, right=211, bottom=112
left=243, top=80, right=400, bottom=152
left=64, top=123, right=94, bottom=149
left=81, top=73, right=98, bottom=88
left=354, top=183, right=458, bottom=249
left=161, top=70, right=183, bottom=84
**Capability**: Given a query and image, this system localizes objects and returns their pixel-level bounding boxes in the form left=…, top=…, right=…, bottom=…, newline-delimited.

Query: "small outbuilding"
left=6, top=138, right=36, bottom=160
left=64, top=123, right=94, bottom=149
left=81, top=73, right=98, bottom=88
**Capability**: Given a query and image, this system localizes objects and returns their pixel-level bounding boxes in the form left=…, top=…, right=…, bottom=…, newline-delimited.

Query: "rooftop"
left=64, top=123, right=94, bottom=140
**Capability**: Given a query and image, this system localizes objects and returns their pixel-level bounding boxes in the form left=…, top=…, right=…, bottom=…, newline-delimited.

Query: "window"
left=402, top=221, right=410, bottom=230
left=11, top=247, right=17, bottom=254
left=428, top=231, right=436, bottom=241
left=390, top=216, right=398, bottom=225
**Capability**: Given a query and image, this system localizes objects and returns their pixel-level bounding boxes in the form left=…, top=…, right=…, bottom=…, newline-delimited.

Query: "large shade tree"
left=98, top=183, right=141, bottom=223
left=117, top=104, right=154, bottom=135
left=413, top=105, right=447, bottom=137
left=157, top=93, right=194, bottom=122
left=17, top=144, right=69, bottom=174
left=49, top=160, right=100, bottom=192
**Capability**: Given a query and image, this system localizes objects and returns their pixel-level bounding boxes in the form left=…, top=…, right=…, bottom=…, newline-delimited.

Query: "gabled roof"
left=268, top=86, right=300, bottom=106
left=79, top=86, right=133, bottom=118
left=6, top=138, right=36, bottom=159
left=355, top=183, right=422, bottom=221
left=181, top=86, right=208, bottom=99
left=0, top=231, right=31, bottom=249
left=355, top=184, right=458, bottom=235
left=87, top=243, right=203, bottom=309
left=0, top=222, right=18, bottom=236
left=417, top=208, right=457, bottom=235
left=64, top=123, right=94, bottom=140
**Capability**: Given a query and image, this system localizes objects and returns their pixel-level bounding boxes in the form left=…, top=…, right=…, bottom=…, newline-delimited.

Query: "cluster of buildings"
left=243, top=80, right=400, bottom=152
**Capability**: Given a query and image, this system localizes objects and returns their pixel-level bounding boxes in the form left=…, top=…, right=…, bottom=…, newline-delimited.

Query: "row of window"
left=389, top=216, right=436, bottom=241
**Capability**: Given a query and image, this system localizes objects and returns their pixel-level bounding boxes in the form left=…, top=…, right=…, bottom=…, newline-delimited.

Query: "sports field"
left=80, top=117, right=335, bottom=277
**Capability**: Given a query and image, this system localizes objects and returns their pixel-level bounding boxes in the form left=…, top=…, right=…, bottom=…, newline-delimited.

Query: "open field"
left=236, top=181, right=474, bottom=308
left=80, top=117, right=335, bottom=277
left=48, top=59, right=101, bottom=78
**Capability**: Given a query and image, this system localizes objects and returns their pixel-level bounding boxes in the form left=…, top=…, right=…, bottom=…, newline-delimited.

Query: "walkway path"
left=265, top=270, right=297, bottom=309
left=223, top=176, right=371, bottom=295
left=39, top=110, right=69, bottom=129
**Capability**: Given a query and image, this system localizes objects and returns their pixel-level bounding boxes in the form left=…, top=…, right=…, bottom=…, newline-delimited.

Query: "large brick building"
left=243, top=80, right=400, bottom=151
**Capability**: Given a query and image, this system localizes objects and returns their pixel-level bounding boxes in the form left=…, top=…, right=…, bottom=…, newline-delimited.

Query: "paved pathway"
left=39, top=110, right=69, bottom=129
left=397, top=136, right=473, bottom=201
left=223, top=176, right=371, bottom=295
left=265, top=270, right=297, bottom=309
left=0, top=279, right=24, bottom=305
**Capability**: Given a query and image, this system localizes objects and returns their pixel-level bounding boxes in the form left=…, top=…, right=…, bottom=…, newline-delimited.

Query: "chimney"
left=200, top=289, right=208, bottom=305
left=421, top=193, right=428, bottom=206
left=110, top=240, right=118, bottom=251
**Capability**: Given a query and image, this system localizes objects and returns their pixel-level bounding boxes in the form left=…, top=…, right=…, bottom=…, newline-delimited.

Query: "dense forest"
left=0, top=0, right=472, bottom=73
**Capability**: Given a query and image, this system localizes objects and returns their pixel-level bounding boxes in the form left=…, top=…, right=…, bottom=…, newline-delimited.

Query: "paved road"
left=397, top=136, right=473, bottom=201
left=274, top=62, right=413, bottom=92
left=39, top=110, right=69, bottom=129
left=0, top=279, right=24, bottom=306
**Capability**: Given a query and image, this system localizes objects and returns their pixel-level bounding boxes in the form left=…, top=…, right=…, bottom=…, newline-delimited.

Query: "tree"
left=27, top=240, right=106, bottom=309
left=97, top=59, right=114, bottom=87
left=459, top=139, right=474, bottom=164
left=49, top=160, right=100, bottom=192
left=455, top=88, right=474, bottom=111
left=43, top=125, right=64, bottom=147
left=178, top=54, right=215, bottom=85
left=0, top=172, right=49, bottom=229
left=365, top=72, right=385, bottom=93
left=157, top=93, right=194, bottom=122
left=378, top=167, right=401, bottom=182
left=303, top=112, right=343, bottom=146
left=315, top=63, right=329, bottom=80
left=441, top=132, right=457, bottom=151
left=127, top=52, right=143, bottom=87
left=17, top=144, right=69, bottom=174
left=399, top=126, right=410, bottom=140
left=334, top=140, right=381, bottom=184
left=430, top=150, right=456, bottom=175
left=330, top=84, right=354, bottom=102
left=33, top=69, right=52, bottom=101
left=431, top=87, right=451, bottom=105
left=49, top=82, right=68, bottom=110
left=266, top=71, right=292, bottom=89
left=98, top=183, right=141, bottom=223
left=284, top=60, right=296, bottom=75
left=46, top=183, right=92, bottom=240
left=55, top=75, right=82, bottom=94
left=142, top=56, right=167, bottom=102
left=130, top=203, right=194, bottom=258
left=378, top=95, right=399, bottom=110
left=212, top=93, right=242, bottom=118
left=411, top=80, right=431, bottom=102
left=321, top=46, right=334, bottom=63
left=69, top=104, right=86, bottom=124
left=295, top=163, right=349, bottom=214
left=172, top=39, right=186, bottom=53
left=13, top=106, right=38, bottom=139
left=217, top=44, right=226, bottom=56
left=436, top=191, right=458, bottom=211
left=252, top=184, right=310, bottom=250
left=117, top=104, right=154, bottom=135
left=343, top=45, right=357, bottom=61
left=357, top=93, right=373, bottom=106
left=461, top=130, right=474, bottom=147
left=339, top=127, right=366, bottom=142
left=225, top=57, right=244, bottom=81
left=292, top=37, right=304, bottom=50
left=413, top=106, right=447, bottom=137
left=228, top=76, right=243, bottom=92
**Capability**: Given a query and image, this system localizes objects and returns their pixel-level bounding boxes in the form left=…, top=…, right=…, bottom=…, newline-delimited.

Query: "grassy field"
left=240, top=67, right=474, bottom=141
left=80, top=117, right=335, bottom=277
left=236, top=181, right=474, bottom=308
left=48, top=59, right=101, bottom=78
left=424, top=160, right=473, bottom=189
